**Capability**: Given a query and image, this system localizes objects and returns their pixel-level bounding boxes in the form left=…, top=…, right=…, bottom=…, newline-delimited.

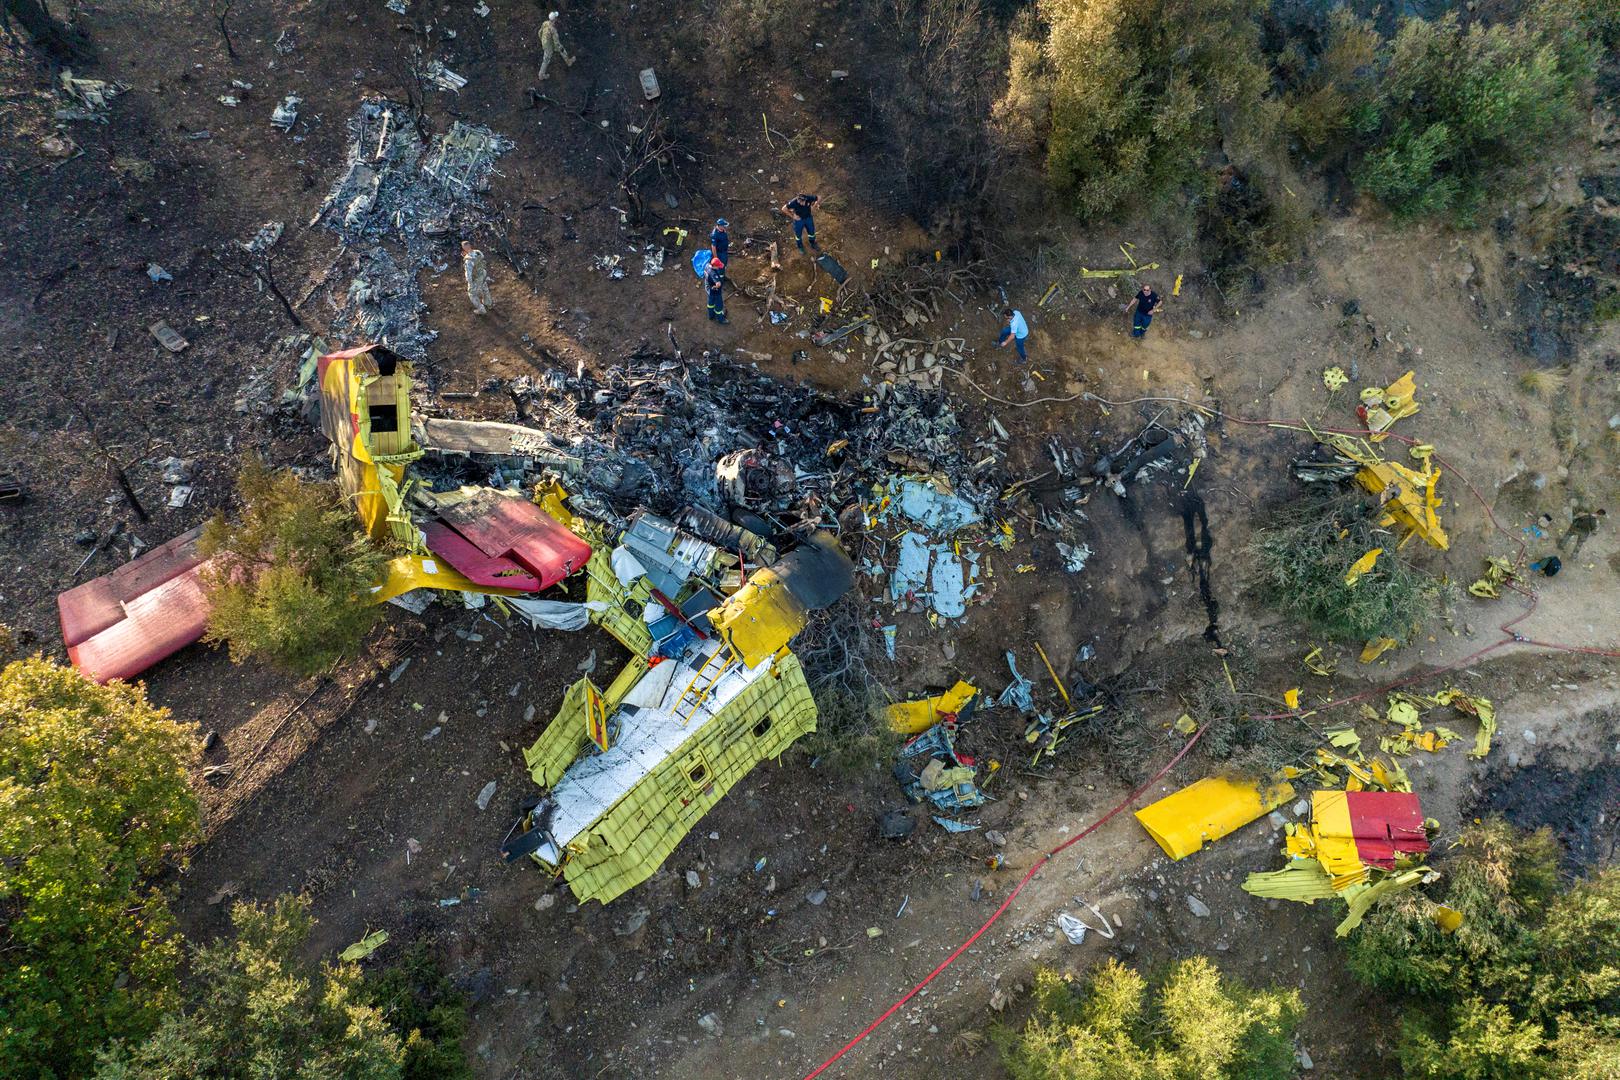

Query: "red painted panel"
left=432, top=492, right=591, bottom=590
left=1345, top=791, right=1430, bottom=869
left=58, top=526, right=204, bottom=647
left=66, top=565, right=211, bottom=683
left=422, top=521, right=542, bottom=592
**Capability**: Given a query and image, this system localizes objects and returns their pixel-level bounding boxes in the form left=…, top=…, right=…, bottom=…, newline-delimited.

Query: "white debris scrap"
left=270, top=95, right=301, bottom=130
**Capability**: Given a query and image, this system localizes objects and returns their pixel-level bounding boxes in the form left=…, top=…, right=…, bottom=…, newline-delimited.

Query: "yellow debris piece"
left=1242, top=861, right=1341, bottom=904
left=1302, top=646, right=1335, bottom=677
left=1435, top=689, right=1497, bottom=758
left=317, top=346, right=424, bottom=548
left=1467, top=556, right=1519, bottom=599
left=1173, top=713, right=1198, bottom=735
left=338, top=929, right=390, bottom=962
left=1293, top=790, right=1365, bottom=883
left=885, top=681, right=977, bottom=736
left=1322, top=366, right=1349, bottom=392
left=1360, top=637, right=1398, bottom=663
left=532, top=476, right=577, bottom=529
left=1387, top=701, right=1421, bottom=729
left=1336, top=868, right=1429, bottom=936
left=1356, top=457, right=1449, bottom=550
left=371, top=554, right=529, bottom=605
left=1359, top=370, right=1420, bottom=439
left=1368, top=756, right=1410, bottom=792
left=1433, top=904, right=1464, bottom=933
left=709, top=566, right=809, bottom=668
left=1344, top=548, right=1383, bottom=586
left=1284, top=688, right=1301, bottom=709
left=1327, top=727, right=1362, bottom=752
left=1134, top=775, right=1295, bottom=861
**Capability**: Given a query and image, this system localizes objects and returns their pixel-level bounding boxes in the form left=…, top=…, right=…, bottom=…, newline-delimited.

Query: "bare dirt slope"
left=3, top=3, right=1620, bottom=1079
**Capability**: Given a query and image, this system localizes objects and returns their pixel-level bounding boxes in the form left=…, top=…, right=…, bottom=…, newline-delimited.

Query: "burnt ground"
left=4, top=2, right=1620, bottom=1078
left=1477, top=745, right=1620, bottom=870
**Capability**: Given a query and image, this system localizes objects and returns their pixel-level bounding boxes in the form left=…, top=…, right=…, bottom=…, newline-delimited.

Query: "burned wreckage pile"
left=308, top=99, right=513, bottom=361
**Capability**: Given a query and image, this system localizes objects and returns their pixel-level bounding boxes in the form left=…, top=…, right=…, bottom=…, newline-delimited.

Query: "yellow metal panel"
left=532, top=477, right=576, bottom=528
left=1309, top=789, right=1366, bottom=880
left=1355, top=460, right=1448, bottom=550
left=709, top=567, right=808, bottom=668
left=1335, top=868, right=1427, bottom=936
left=525, top=678, right=597, bottom=788
left=372, top=554, right=528, bottom=604
left=1134, top=775, right=1295, bottom=860
left=318, top=350, right=423, bottom=545
left=561, top=651, right=818, bottom=905
left=1242, top=861, right=1341, bottom=903
left=885, top=681, right=978, bottom=735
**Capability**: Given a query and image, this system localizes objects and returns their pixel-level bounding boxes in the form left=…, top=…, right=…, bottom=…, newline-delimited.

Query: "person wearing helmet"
left=538, top=11, right=575, bottom=81
left=704, top=256, right=728, bottom=324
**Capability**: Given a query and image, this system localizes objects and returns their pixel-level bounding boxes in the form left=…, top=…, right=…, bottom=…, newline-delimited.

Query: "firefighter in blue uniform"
left=705, top=257, right=728, bottom=323
left=709, top=218, right=730, bottom=265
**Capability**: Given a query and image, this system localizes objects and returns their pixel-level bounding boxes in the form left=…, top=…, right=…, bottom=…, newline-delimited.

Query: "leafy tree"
left=1279, top=8, right=1382, bottom=155
left=1348, top=818, right=1620, bottom=1078
left=1003, top=0, right=1274, bottom=221
left=0, top=659, right=199, bottom=1079
left=200, top=455, right=390, bottom=676
left=1350, top=12, right=1585, bottom=224
left=95, top=896, right=408, bottom=1080
left=997, top=957, right=1301, bottom=1079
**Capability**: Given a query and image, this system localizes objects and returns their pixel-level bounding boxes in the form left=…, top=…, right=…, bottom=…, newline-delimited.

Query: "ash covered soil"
left=4, top=2, right=1620, bottom=1078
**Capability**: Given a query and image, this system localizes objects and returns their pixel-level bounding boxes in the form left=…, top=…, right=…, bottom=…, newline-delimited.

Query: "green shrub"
left=997, top=957, right=1301, bottom=1079
left=95, top=896, right=408, bottom=1080
left=1351, top=13, right=1584, bottom=224
left=1347, top=818, right=1620, bottom=1079
left=200, top=455, right=390, bottom=675
left=1281, top=8, right=1382, bottom=155
left=1253, top=491, right=1445, bottom=644
left=357, top=942, right=473, bottom=1080
left=1005, top=0, right=1273, bottom=221
left=0, top=658, right=199, bottom=1079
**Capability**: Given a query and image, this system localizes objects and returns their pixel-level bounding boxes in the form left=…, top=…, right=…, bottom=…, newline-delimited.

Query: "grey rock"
left=1186, top=895, right=1212, bottom=918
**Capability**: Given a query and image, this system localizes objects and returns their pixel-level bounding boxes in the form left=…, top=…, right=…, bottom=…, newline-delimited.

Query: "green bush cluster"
left=1348, top=12, right=1585, bottom=225
left=1348, top=818, right=1620, bottom=1078
left=96, top=897, right=471, bottom=1080
left=0, top=658, right=199, bottom=1079
left=200, top=455, right=390, bottom=676
left=1005, top=0, right=1273, bottom=223
left=1253, top=492, right=1445, bottom=645
left=1002, top=0, right=1611, bottom=229
left=997, top=957, right=1301, bottom=1079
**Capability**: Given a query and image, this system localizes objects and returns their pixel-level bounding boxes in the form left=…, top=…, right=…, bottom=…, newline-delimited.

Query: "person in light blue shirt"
left=998, top=307, right=1029, bottom=361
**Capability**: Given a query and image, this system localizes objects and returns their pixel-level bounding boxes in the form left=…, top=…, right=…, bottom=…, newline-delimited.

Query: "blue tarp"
left=691, top=249, right=712, bottom=279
